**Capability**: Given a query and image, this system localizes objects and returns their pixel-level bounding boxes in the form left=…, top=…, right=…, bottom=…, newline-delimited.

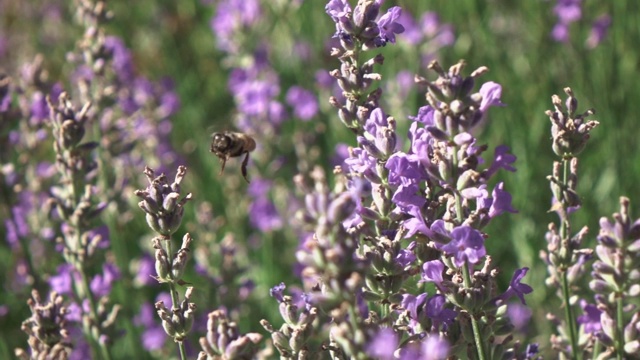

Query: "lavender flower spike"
left=135, top=166, right=193, bottom=237
left=547, top=87, right=599, bottom=157
left=16, top=290, right=72, bottom=360
left=199, top=310, right=263, bottom=360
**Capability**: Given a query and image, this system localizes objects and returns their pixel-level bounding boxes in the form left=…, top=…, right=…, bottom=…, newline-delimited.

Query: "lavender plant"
left=11, top=86, right=121, bottom=360
left=134, top=166, right=194, bottom=359
left=588, top=197, right=640, bottom=359
left=260, top=1, right=532, bottom=359
left=542, top=88, right=599, bottom=359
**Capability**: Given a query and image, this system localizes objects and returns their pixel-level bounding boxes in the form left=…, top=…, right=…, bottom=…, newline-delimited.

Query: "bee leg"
left=219, top=157, right=228, bottom=175
left=241, top=151, right=250, bottom=183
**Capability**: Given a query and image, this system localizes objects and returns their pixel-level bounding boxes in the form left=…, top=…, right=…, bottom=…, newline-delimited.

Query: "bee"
left=210, top=131, right=256, bottom=183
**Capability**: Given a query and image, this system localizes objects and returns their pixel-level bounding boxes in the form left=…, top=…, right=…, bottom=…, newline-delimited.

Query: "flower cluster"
left=259, top=2, right=533, bottom=359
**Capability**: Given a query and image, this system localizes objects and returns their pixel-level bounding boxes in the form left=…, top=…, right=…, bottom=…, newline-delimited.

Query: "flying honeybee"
left=210, top=131, right=256, bottom=183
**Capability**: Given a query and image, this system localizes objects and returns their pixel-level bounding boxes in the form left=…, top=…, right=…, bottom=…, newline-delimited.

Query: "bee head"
left=211, top=132, right=231, bottom=152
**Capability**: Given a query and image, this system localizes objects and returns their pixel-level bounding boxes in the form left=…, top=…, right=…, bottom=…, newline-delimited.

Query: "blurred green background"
left=1, top=0, right=638, bottom=358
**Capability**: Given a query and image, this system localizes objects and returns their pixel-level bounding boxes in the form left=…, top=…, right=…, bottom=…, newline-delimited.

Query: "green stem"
left=67, top=189, right=112, bottom=360
left=163, top=236, right=187, bottom=360
left=560, top=271, right=579, bottom=360
left=78, top=263, right=113, bottom=360
left=462, top=264, right=487, bottom=360
left=559, top=159, right=580, bottom=360
left=615, top=295, right=624, bottom=360
left=450, top=140, right=486, bottom=360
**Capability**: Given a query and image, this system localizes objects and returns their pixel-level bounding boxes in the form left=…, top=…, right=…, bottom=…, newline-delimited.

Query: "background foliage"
left=1, top=0, right=637, bottom=358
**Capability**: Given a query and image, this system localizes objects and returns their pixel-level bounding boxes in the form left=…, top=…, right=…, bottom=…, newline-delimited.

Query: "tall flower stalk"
left=46, top=92, right=119, bottom=360
left=134, top=166, right=194, bottom=360
left=302, top=1, right=529, bottom=359
left=588, top=197, right=640, bottom=359
left=542, top=87, right=598, bottom=359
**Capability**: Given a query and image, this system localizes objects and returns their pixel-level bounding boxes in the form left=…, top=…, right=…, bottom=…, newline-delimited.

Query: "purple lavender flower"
left=402, top=206, right=436, bottom=239
left=439, top=226, right=487, bottom=267
left=269, top=282, right=286, bottom=303
left=484, top=145, right=517, bottom=178
left=234, top=78, right=280, bottom=117
left=507, top=302, right=532, bottom=332
left=425, top=295, right=456, bottom=330
left=487, top=182, right=517, bottom=217
left=248, top=179, right=283, bottom=232
left=157, top=78, right=181, bottom=118
left=366, top=328, right=398, bottom=360
left=551, top=0, right=582, bottom=42
left=104, top=36, right=135, bottom=83
left=551, top=23, right=570, bottom=43
left=554, top=0, right=582, bottom=24
left=421, top=260, right=445, bottom=290
left=5, top=200, right=31, bottom=249
left=495, top=267, right=533, bottom=305
left=401, top=292, right=429, bottom=333
left=345, top=147, right=380, bottom=183
left=418, top=335, right=450, bottom=360
left=479, top=81, right=506, bottom=114
left=49, top=264, right=74, bottom=296
left=377, top=7, right=405, bottom=45
left=386, top=152, right=425, bottom=184
left=90, top=263, right=121, bottom=297
left=577, top=301, right=602, bottom=334
left=586, top=14, right=611, bottom=49
left=249, top=197, right=283, bottom=232
left=362, top=107, right=398, bottom=157
left=391, top=183, right=426, bottom=213
left=211, top=0, right=261, bottom=53
left=228, top=66, right=287, bottom=133
left=134, top=255, right=157, bottom=286
left=420, top=12, right=455, bottom=46
left=285, top=86, right=319, bottom=121
left=134, top=302, right=168, bottom=351
left=476, top=182, right=518, bottom=219
left=325, top=0, right=352, bottom=34
left=395, top=249, right=416, bottom=268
